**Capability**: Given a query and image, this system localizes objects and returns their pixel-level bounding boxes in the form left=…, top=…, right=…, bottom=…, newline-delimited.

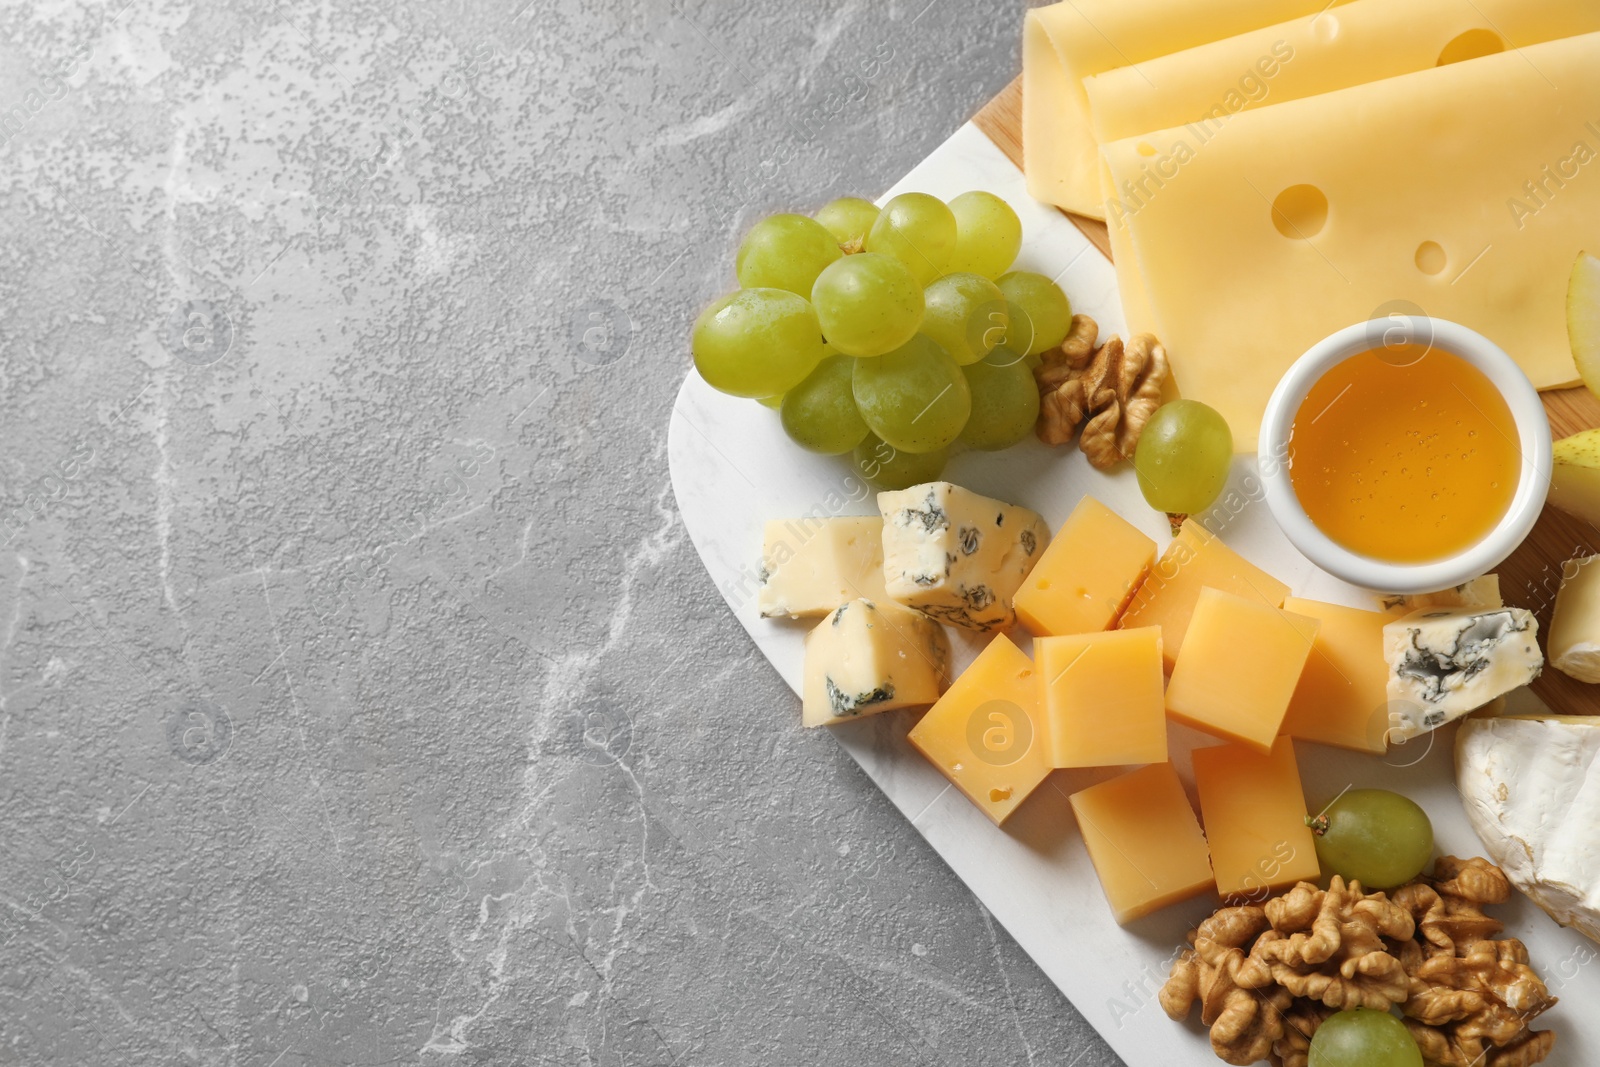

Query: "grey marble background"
left=0, top=1, right=1118, bottom=1063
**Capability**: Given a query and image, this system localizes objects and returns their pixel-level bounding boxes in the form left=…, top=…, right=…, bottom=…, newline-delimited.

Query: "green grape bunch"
left=691, top=189, right=1073, bottom=476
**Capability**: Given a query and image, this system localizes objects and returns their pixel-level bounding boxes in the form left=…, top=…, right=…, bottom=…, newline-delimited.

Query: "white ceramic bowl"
left=1258, top=316, right=1552, bottom=594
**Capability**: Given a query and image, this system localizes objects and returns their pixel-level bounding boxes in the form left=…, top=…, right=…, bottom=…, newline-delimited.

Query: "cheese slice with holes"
left=1084, top=0, right=1600, bottom=150
left=1022, top=0, right=1334, bottom=219
left=1103, top=33, right=1595, bottom=448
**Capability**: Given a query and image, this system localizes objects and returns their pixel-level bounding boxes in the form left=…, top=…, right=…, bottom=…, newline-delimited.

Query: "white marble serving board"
left=666, top=122, right=1599, bottom=1065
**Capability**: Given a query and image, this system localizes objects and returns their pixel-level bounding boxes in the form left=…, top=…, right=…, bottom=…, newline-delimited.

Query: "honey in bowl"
left=1286, top=345, right=1521, bottom=564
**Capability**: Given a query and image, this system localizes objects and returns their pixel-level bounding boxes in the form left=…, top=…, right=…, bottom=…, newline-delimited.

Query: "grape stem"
left=1166, top=512, right=1187, bottom=536
left=1305, top=814, right=1329, bottom=836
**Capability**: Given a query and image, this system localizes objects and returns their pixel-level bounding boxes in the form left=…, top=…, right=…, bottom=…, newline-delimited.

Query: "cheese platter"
left=670, top=8, right=1600, bottom=1065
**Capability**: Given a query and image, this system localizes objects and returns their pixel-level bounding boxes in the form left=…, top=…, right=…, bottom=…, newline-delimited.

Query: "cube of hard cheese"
left=1383, top=606, right=1542, bottom=740
left=1192, top=738, right=1322, bottom=901
left=802, top=599, right=950, bottom=727
left=1068, top=763, right=1215, bottom=925
left=1279, top=598, right=1391, bottom=755
left=1119, top=521, right=1289, bottom=669
left=907, top=634, right=1052, bottom=825
left=758, top=517, right=889, bottom=619
left=1166, top=589, right=1319, bottom=753
left=1015, top=496, right=1156, bottom=637
left=1038, top=627, right=1167, bottom=768
left=878, top=482, right=1049, bottom=632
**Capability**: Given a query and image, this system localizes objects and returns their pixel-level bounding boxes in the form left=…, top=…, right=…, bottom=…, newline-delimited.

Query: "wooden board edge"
left=972, top=77, right=1112, bottom=262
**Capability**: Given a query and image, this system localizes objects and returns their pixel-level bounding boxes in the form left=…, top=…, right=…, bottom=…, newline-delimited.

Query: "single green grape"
left=780, top=354, right=869, bottom=454
left=814, top=196, right=880, bottom=249
left=1133, top=400, right=1233, bottom=515
left=997, top=271, right=1072, bottom=356
left=692, top=288, right=826, bottom=398
left=866, top=193, right=957, bottom=285
left=1308, top=789, right=1434, bottom=890
left=921, top=272, right=1008, bottom=366
left=960, top=350, right=1039, bottom=451
left=811, top=253, right=924, bottom=358
left=982, top=344, right=1033, bottom=369
left=852, top=335, right=972, bottom=454
left=735, top=213, right=843, bottom=297
left=756, top=394, right=783, bottom=409
left=850, top=433, right=949, bottom=491
left=947, top=191, right=1023, bottom=279
left=1308, top=1009, right=1423, bottom=1067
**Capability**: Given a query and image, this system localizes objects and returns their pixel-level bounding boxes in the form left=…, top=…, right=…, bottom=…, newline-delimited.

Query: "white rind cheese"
left=757, top=517, right=889, bottom=619
left=1457, top=715, right=1600, bottom=945
left=876, top=482, right=1049, bottom=632
left=1549, top=554, right=1600, bottom=683
left=801, top=598, right=950, bottom=728
left=1383, top=607, right=1542, bottom=740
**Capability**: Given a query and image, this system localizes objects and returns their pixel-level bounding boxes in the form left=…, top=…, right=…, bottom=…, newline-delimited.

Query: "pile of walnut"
left=1034, top=314, right=1169, bottom=470
left=1159, top=856, right=1557, bottom=1067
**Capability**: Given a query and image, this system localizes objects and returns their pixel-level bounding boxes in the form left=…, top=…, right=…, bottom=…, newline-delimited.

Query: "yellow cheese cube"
left=758, top=517, right=888, bottom=619
left=1119, top=522, right=1289, bottom=670
left=1068, top=762, right=1215, bottom=925
left=1166, top=589, right=1319, bottom=753
left=1192, top=738, right=1322, bottom=902
left=907, top=634, right=1052, bottom=826
left=1038, top=627, right=1167, bottom=769
left=802, top=599, right=950, bottom=728
left=1280, top=598, right=1391, bottom=755
left=1015, top=496, right=1156, bottom=637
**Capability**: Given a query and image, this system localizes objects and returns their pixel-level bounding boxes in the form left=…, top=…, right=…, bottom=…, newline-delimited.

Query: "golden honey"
left=1287, top=346, right=1520, bottom=564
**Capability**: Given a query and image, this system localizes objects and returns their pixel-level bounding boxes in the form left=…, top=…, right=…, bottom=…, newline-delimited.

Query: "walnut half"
left=1034, top=315, right=1170, bottom=470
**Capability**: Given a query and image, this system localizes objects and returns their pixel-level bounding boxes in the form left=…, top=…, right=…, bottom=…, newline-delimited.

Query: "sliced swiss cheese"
left=1085, top=0, right=1600, bottom=149
left=1022, top=0, right=1334, bottom=219
left=1103, top=33, right=1596, bottom=448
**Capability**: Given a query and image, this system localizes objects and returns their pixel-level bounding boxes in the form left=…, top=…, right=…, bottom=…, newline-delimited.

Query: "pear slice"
left=1569, top=250, right=1600, bottom=399
left=1550, top=428, right=1600, bottom=529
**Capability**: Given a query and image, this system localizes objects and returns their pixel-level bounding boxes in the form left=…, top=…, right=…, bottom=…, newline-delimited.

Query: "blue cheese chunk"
left=1383, top=606, right=1543, bottom=740
left=1380, top=574, right=1503, bottom=613
left=802, top=599, right=950, bottom=727
left=876, top=482, right=1049, bottom=632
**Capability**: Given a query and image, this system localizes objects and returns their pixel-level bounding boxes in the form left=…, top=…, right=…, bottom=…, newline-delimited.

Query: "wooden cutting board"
left=973, top=76, right=1600, bottom=714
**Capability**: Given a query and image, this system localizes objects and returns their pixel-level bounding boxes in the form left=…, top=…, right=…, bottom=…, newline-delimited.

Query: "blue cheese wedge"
left=1379, top=574, right=1502, bottom=613
left=876, top=482, right=1049, bottom=632
left=757, top=517, right=889, bottom=619
left=802, top=599, right=950, bottom=728
left=1383, top=606, right=1542, bottom=740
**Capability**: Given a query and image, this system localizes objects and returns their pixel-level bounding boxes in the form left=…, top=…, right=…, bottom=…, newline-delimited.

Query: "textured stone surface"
left=0, top=1, right=1119, bottom=1063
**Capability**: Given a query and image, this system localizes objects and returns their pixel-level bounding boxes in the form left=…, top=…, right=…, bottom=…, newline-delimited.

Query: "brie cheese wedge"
left=1457, top=715, right=1600, bottom=944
